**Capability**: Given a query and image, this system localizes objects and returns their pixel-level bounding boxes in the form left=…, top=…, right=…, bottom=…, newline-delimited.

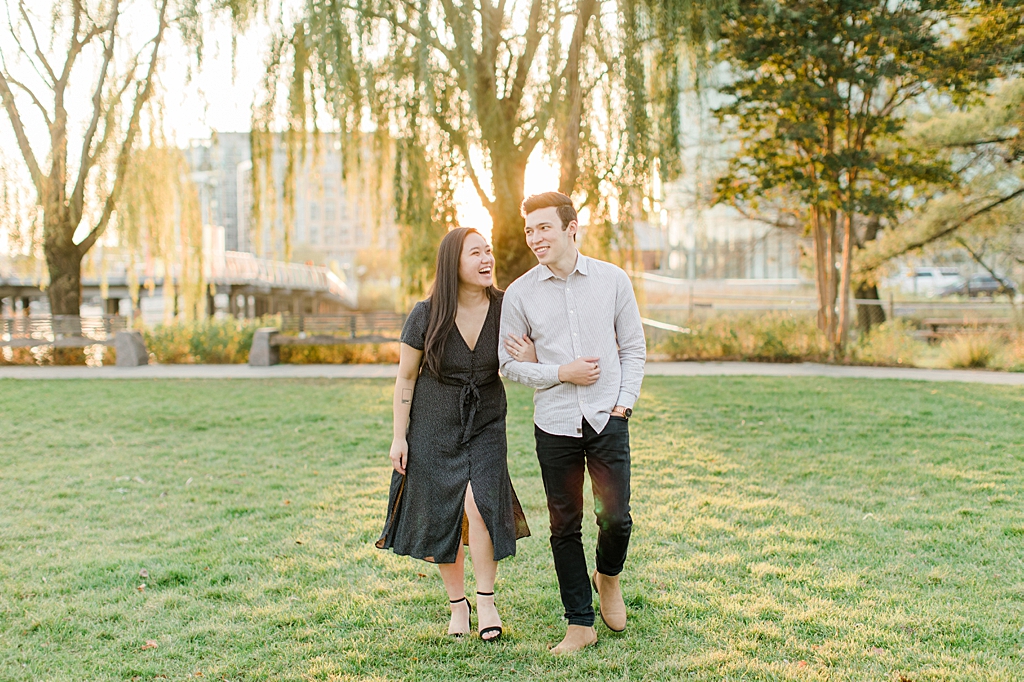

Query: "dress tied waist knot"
left=450, top=373, right=498, bottom=445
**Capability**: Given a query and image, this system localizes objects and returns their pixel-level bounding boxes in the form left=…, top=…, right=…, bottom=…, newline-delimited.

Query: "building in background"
left=185, top=132, right=396, bottom=280
left=658, top=62, right=805, bottom=282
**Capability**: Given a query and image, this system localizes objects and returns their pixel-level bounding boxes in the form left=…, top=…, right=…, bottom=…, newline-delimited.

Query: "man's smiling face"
left=524, top=206, right=576, bottom=266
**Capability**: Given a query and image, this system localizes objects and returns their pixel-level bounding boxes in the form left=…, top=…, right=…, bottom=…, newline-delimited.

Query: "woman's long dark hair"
left=422, top=227, right=500, bottom=379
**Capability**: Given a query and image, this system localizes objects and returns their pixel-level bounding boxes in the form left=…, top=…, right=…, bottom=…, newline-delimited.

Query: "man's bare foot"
left=448, top=597, right=471, bottom=636
left=592, top=571, right=627, bottom=632
left=549, top=625, right=597, bottom=655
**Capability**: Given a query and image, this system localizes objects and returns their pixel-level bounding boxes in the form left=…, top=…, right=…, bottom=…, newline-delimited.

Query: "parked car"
left=939, top=273, right=1017, bottom=298
left=892, top=267, right=964, bottom=297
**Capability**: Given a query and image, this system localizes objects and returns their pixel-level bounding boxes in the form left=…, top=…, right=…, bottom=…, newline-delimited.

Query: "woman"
left=376, top=227, right=530, bottom=642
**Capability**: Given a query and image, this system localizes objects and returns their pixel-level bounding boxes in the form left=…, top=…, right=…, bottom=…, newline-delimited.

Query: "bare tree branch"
left=17, top=1, right=57, bottom=85
left=557, top=0, right=597, bottom=193
left=858, top=187, right=1024, bottom=273
left=70, top=0, right=121, bottom=227
left=954, top=236, right=1013, bottom=285
left=434, top=114, right=494, bottom=211
left=507, top=0, right=544, bottom=112
left=0, top=71, right=51, bottom=127
left=78, top=0, right=171, bottom=256
left=0, top=70, right=44, bottom=195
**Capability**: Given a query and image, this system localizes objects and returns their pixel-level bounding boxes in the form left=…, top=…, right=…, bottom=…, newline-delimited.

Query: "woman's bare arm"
left=390, top=343, right=424, bottom=474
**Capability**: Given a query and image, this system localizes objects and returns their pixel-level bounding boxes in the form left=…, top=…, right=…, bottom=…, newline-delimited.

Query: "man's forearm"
left=501, top=359, right=562, bottom=389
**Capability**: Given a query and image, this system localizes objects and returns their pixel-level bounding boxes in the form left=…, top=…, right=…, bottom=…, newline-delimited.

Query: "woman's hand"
left=504, top=333, right=538, bottom=363
left=389, top=438, right=409, bottom=475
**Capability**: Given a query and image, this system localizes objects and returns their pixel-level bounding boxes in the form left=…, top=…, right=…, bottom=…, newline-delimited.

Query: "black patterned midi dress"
left=376, top=292, right=530, bottom=563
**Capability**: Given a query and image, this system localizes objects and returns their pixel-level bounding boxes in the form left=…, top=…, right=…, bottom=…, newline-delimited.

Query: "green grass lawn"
left=1, top=377, right=1023, bottom=681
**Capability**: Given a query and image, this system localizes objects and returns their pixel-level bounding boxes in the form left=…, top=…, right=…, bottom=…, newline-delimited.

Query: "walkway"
left=1, top=362, right=1022, bottom=385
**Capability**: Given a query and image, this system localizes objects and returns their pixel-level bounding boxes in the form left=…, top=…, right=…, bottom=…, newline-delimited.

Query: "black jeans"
left=535, top=417, right=632, bottom=627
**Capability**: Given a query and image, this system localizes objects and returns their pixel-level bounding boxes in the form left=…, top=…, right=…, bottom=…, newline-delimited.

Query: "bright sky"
left=0, top=5, right=562, bottom=248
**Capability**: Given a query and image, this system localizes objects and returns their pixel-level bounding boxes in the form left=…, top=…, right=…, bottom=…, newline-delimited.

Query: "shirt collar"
left=538, top=252, right=588, bottom=281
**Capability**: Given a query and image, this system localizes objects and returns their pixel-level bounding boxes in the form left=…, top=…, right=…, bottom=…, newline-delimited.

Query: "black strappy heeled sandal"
left=448, top=596, right=472, bottom=637
left=476, top=591, right=503, bottom=643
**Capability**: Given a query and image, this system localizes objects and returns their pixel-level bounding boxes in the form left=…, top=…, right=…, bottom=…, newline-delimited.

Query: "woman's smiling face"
left=458, top=231, right=494, bottom=289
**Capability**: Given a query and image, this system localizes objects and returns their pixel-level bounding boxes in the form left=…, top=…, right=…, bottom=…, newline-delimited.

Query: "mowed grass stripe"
left=0, top=377, right=1021, bottom=681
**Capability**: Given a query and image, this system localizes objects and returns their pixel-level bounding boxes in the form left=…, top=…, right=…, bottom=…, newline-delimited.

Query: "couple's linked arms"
left=498, top=293, right=605, bottom=389
left=498, top=270, right=645, bottom=404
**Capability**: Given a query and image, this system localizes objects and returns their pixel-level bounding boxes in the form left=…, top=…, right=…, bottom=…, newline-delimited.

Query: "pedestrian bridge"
left=0, top=251, right=357, bottom=317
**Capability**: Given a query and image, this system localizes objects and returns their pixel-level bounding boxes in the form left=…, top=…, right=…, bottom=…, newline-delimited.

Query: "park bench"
left=249, top=312, right=407, bottom=366
left=914, top=317, right=1015, bottom=343
left=0, top=315, right=149, bottom=366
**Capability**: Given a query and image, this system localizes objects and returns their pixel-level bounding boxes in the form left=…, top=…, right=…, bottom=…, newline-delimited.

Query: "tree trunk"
left=43, top=213, right=86, bottom=364
left=490, top=154, right=532, bottom=289
left=855, top=282, right=886, bottom=331
left=836, top=210, right=854, bottom=356
left=43, top=214, right=84, bottom=316
left=811, top=206, right=839, bottom=344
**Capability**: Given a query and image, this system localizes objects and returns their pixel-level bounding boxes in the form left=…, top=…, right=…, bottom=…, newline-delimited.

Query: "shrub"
left=654, top=312, right=828, bottom=362
left=279, top=343, right=400, bottom=364
left=144, top=318, right=263, bottom=364
left=850, top=319, right=924, bottom=366
left=1004, top=333, right=1024, bottom=372
left=941, top=332, right=1007, bottom=369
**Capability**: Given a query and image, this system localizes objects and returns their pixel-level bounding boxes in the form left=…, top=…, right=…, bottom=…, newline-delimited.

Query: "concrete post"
left=114, top=330, right=149, bottom=367
left=248, top=327, right=280, bottom=366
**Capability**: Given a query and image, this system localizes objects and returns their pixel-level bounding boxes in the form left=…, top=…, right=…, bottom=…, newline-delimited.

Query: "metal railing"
left=0, top=315, right=128, bottom=347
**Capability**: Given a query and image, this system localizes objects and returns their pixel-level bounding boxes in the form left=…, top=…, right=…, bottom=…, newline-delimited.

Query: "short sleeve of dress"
left=400, top=300, right=430, bottom=351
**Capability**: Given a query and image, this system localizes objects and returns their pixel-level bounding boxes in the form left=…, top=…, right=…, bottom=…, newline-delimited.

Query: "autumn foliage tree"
left=713, top=0, right=1011, bottom=353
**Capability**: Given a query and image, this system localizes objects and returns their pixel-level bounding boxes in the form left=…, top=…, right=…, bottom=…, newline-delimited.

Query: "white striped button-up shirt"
left=499, top=253, right=646, bottom=437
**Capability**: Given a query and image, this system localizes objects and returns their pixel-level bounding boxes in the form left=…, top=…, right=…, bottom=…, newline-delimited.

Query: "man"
left=499, top=191, right=645, bottom=654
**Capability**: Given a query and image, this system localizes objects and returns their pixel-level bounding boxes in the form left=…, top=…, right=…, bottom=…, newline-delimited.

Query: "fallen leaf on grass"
left=870, top=647, right=886, bottom=655
left=797, top=661, right=807, bottom=668
left=141, top=640, right=158, bottom=651
left=193, top=671, right=203, bottom=677
left=283, top=500, right=291, bottom=505
left=295, top=539, right=303, bottom=545
left=139, top=569, right=149, bottom=579
left=137, top=584, right=146, bottom=592
left=417, top=573, right=427, bottom=578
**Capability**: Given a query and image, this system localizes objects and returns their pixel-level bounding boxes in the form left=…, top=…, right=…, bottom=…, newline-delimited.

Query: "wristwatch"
left=613, top=407, right=632, bottom=419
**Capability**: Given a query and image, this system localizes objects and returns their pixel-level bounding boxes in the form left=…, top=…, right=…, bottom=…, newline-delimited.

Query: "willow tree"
left=0, top=0, right=225, bottom=315
left=118, top=144, right=207, bottom=321
left=250, top=0, right=726, bottom=289
left=713, top=0, right=1010, bottom=354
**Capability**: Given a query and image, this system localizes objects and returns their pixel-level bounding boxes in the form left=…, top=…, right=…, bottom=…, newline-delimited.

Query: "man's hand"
left=389, top=438, right=409, bottom=475
left=558, top=357, right=601, bottom=386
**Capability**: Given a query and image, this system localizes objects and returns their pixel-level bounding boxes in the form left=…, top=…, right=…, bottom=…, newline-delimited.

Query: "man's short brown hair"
left=521, top=191, right=578, bottom=231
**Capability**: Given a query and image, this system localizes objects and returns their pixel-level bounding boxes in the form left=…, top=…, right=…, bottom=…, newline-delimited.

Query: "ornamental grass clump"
left=1005, top=332, right=1024, bottom=372
left=655, top=312, right=828, bottom=362
left=850, top=319, right=924, bottom=366
left=940, top=332, right=1007, bottom=369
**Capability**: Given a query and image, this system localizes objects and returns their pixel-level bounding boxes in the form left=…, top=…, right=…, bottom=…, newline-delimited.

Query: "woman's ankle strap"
left=476, top=591, right=494, bottom=597
left=449, top=596, right=468, bottom=604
